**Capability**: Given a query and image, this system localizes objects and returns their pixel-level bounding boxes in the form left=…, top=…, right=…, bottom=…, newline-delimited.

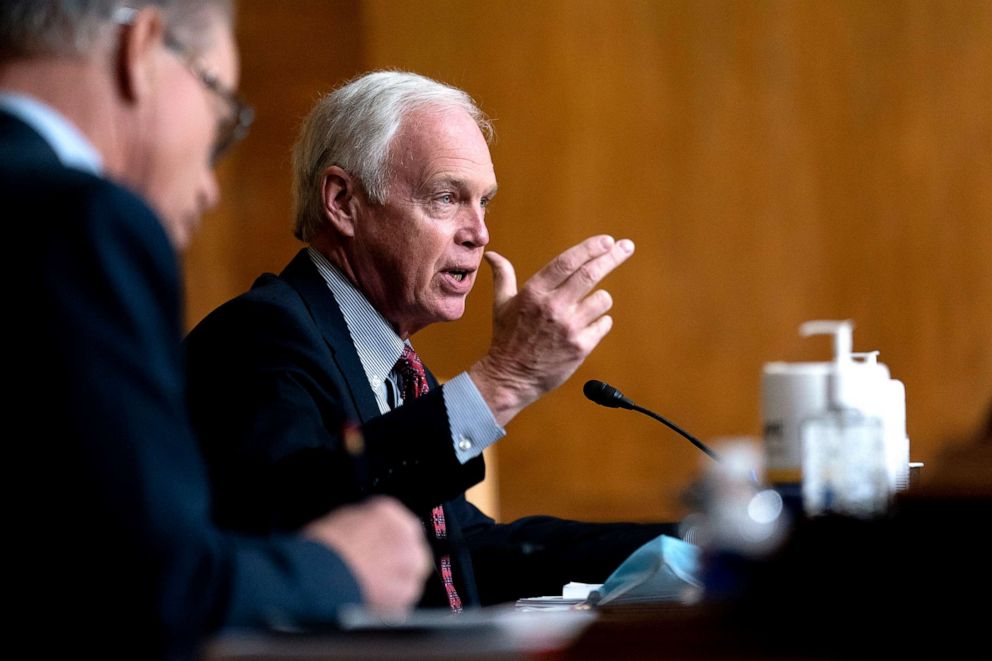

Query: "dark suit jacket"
left=3, top=111, right=363, bottom=659
left=185, top=249, right=677, bottom=606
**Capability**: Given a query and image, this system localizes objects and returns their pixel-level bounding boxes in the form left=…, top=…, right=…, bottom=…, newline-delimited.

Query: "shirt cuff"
left=442, top=371, right=506, bottom=463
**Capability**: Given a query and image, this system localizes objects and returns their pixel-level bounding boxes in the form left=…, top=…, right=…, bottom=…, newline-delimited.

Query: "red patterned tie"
left=395, top=345, right=464, bottom=613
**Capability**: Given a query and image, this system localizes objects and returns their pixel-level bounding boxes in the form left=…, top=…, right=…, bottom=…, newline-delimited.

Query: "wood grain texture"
left=186, top=0, right=992, bottom=523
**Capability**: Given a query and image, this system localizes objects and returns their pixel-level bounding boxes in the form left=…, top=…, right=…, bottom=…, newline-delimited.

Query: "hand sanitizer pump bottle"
left=800, top=321, right=889, bottom=518
left=851, top=351, right=911, bottom=493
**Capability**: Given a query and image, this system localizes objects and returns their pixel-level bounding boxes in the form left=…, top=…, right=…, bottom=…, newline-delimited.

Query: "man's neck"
left=307, top=238, right=417, bottom=341
left=0, top=56, right=125, bottom=175
left=309, top=235, right=379, bottom=313
left=309, top=236, right=354, bottom=284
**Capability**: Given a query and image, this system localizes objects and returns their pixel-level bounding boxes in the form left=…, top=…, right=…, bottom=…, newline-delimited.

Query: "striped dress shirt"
left=308, top=248, right=504, bottom=462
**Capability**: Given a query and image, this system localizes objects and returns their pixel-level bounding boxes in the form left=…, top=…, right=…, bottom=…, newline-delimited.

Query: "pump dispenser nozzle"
left=799, top=320, right=854, bottom=364
left=799, top=320, right=858, bottom=409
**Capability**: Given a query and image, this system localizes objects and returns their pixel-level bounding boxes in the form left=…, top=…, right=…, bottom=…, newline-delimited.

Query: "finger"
left=577, top=313, right=614, bottom=352
left=416, top=541, right=433, bottom=581
left=572, top=289, right=614, bottom=328
left=406, top=525, right=433, bottom=581
left=528, top=235, right=615, bottom=292
left=555, top=238, right=634, bottom=301
left=484, top=251, right=517, bottom=308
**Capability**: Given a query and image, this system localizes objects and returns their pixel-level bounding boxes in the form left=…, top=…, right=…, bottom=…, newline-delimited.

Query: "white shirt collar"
left=307, top=247, right=409, bottom=406
left=0, top=92, right=103, bottom=174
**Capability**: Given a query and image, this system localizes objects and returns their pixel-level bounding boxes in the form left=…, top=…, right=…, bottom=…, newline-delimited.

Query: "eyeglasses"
left=114, top=7, right=254, bottom=162
left=162, top=33, right=254, bottom=162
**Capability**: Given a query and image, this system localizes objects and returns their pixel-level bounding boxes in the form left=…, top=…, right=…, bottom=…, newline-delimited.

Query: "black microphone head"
left=583, top=380, right=634, bottom=409
left=583, top=379, right=610, bottom=403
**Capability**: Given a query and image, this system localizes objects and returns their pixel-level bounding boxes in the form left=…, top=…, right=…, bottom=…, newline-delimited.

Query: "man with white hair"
left=3, top=5, right=430, bottom=657
left=185, top=70, right=676, bottom=609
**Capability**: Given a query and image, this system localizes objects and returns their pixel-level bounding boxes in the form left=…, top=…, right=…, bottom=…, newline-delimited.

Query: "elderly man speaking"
left=185, top=70, right=675, bottom=609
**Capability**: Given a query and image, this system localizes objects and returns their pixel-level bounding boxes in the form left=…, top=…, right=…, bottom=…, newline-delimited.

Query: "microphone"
left=582, top=379, right=635, bottom=409
left=583, top=380, right=721, bottom=462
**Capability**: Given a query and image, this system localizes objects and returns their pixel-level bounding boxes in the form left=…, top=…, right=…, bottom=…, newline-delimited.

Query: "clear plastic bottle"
left=799, top=322, right=889, bottom=518
left=802, top=407, right=888, bottom=517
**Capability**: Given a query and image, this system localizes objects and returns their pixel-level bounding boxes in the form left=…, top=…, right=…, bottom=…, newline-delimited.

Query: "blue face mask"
left=588, top=534, right=702, bottom=606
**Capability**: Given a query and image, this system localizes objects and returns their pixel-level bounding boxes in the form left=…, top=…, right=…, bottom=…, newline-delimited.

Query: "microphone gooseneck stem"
left=630, top=404, right=722, bottom=462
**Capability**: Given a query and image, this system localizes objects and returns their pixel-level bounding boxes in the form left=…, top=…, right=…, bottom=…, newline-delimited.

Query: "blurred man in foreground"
left=2, top=3, right=429, bottom=657
left=185, top=71, right=677, bottom=609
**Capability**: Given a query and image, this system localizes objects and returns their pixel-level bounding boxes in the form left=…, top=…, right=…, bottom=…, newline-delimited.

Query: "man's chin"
left=163, top=216, right=200, bottom=253
left=429, top=299, right=470, bottom=325
left=435, top=303, right=467, bottom=324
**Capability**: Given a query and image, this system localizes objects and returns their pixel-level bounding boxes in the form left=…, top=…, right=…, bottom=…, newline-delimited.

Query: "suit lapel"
left=279, top=250, right=481, bottom=607
left=279, top=250, right=382, bottom=422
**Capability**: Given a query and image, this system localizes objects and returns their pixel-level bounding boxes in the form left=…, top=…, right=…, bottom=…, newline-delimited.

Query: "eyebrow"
left=423, top=177, right=498, bottom=199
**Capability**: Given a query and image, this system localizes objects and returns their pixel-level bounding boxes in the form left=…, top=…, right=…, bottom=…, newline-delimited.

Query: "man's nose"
left=457, top=204, right=489, bottom=248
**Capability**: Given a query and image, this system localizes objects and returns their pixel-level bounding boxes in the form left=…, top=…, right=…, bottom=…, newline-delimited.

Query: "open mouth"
left=443, top=268, right=471, bottom=283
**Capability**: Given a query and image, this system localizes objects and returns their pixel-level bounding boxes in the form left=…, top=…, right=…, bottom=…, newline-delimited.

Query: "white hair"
left=0, top=0, right=233, bottom=59
left=291, top=70, right=494, bottom=243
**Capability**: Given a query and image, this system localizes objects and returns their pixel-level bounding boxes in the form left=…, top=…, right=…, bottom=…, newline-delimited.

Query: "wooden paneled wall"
left=185, top=0, right=992, bottom=523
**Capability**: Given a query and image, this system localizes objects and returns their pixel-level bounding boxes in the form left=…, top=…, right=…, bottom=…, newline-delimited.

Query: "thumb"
left=484, top=251, right=517, bottom=308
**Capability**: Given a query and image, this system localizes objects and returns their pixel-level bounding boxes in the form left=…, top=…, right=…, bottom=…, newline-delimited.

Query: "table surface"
left=203, top=492, right=992, bottom=660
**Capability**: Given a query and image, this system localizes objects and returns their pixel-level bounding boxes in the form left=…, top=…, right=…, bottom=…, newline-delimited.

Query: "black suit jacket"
left=3, top=111, right=363, bottom=659
left=185, top=249, right=677, bottom=606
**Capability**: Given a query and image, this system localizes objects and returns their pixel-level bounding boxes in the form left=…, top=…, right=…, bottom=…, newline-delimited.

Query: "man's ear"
left=321, top=166, right=360, bottom=237
left=116, top=7, right=167, bottom=103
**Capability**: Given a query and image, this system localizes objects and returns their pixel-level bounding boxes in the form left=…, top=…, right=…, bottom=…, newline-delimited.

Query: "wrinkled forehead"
left=389, top=106, right=495, bottom=177
left=397, top=104, right=490, bottom=148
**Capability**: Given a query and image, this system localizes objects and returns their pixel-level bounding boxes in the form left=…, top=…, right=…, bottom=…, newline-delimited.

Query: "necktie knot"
left=396, top=345, right=430, bottom=401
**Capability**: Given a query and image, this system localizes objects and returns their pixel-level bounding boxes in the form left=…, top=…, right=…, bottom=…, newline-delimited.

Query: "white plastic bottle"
left=851, top=351, right=910, bottom=492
